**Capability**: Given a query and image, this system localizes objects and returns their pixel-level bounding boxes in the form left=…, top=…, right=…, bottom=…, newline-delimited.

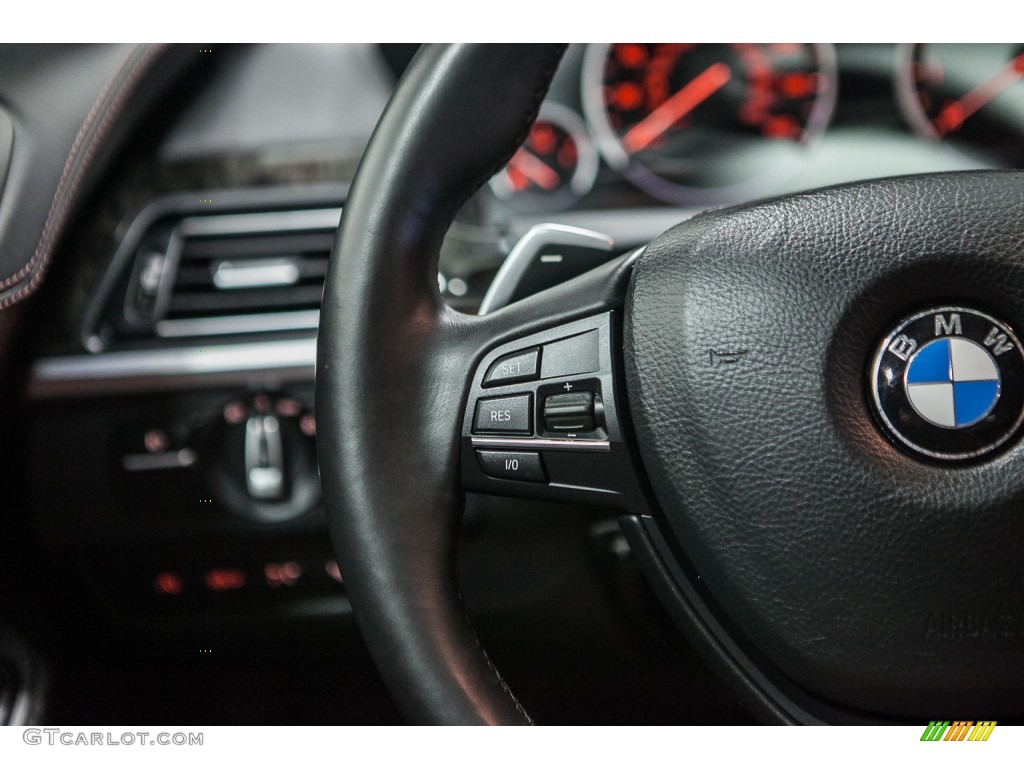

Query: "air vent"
left=86, top=188, right=497, bottom=351
left=115, top=207, right=342, bottom=341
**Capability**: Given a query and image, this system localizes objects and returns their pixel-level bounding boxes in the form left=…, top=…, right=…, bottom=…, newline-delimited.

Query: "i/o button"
left=475, top=450, right=546, bottom=483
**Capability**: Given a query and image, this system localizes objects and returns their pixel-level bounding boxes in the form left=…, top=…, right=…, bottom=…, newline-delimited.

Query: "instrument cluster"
left=489, top=44, right=1024, bottom=211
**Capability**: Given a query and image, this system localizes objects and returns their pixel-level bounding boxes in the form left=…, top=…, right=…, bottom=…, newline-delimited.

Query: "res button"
left=484, top=348, right=540, bottom=386
left=473, top=394, right=532, bottom=434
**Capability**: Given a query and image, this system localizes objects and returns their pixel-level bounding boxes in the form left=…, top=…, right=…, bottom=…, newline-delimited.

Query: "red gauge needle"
left=933, top=53, right=1024, bottom=136
left=507, top=148, right=561, bottom=191
left=622, top=62, right=732, bottom=154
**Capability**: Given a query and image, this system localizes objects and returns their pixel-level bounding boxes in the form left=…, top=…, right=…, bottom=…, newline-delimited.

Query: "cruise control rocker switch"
left=543, top=391, right=597, bottom=433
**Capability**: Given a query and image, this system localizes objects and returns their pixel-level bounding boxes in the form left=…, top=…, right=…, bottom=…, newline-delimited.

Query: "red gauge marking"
left=933, top=53, right=1024, bottom=136
left=506, top=148, right=561, bottom=191
left=616, top=44, right=647, bottom=69
left=643, top=44, right=692, bottom=106
left=609, top=82, right=644, bottom=111
left=622, top=62, right=732, bottom=154
left=530, top=124, right=558, bottom=155
left=763, top=114, right=801, bottom=140
left=780, top=72, right=818, bottom=100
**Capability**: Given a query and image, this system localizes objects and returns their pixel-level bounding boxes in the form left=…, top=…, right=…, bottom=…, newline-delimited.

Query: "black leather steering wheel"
left=317, top=44, right=1024, bottom=724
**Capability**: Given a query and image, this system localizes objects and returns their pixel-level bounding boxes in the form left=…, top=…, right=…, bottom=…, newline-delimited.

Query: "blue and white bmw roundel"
left=904, top=338, right=1000, bottom=428
left=871, top=306, right=1024, bottom=461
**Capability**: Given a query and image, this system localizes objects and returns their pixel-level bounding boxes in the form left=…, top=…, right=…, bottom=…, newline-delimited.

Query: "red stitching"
left=0, top=44, right=166, bottom=307
left=0, top=47, right=132, bottom=289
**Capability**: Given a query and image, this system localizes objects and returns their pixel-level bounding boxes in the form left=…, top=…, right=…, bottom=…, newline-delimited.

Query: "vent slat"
left=168, top=285, right=325, bottom=317
left=179, top=232, right=337, bottom=260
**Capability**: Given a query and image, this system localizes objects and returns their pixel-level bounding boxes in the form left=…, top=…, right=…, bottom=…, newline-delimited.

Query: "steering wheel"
left=316, top=44, right=1024, bottom=724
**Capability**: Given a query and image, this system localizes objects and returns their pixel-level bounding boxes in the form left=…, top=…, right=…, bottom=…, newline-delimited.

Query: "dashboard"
left=7, top=43, right=1024, bottom=725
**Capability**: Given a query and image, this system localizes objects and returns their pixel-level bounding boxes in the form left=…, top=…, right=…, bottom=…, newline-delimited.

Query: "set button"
left=484, top=348, right=540, bottom=386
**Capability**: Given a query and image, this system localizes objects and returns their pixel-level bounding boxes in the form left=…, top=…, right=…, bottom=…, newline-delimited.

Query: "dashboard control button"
left=473, top=394, right=532, bottom=434
left=475, top=450, right=546, bottom=483
left=484, top=348, right=540, bottom=386
left=544, top=391, right=596, bottom=432
left=245, top=414, right=285, bottom=500
left=541, top=330, right=599, bottom=379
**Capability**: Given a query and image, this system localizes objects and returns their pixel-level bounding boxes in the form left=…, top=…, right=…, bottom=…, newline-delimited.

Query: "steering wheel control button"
left=483, top=348, right=540, bottom=387
left=871, top=306, right=1024, bottom=460
left=540, top=330, right=599, bottom=379
left=544, top=391, right=596, bottom=432
left=473, top=394, right=533, bottom=434
left=475, top=450, right=546, bottom=483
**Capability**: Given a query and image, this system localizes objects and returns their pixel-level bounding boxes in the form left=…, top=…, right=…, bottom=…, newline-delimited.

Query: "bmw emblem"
left=870, top=307, right=1024, bottom=461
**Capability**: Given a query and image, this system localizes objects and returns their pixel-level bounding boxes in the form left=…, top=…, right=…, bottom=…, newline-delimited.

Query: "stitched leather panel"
left=0, top=44, right=196, bottom=309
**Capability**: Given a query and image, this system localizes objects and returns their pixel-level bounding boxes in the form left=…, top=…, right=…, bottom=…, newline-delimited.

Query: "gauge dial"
left=490, top=103, right=598, bottom=212
left=897, top=44, right=1024, bottom=167
left=582, top=43, right=837, bottom=204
